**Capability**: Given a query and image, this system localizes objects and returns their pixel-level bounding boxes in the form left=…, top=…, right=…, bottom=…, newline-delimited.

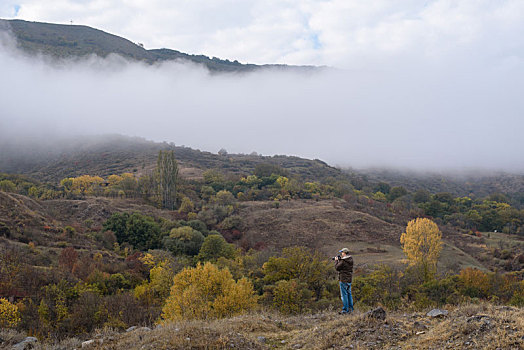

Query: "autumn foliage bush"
left=459, top=267, right=491, bottom=298
left=0, top=298, right=21, bottom=328
left=134, top=256, right=176, bottom=306
left=161, top=262, right=258, bottom=321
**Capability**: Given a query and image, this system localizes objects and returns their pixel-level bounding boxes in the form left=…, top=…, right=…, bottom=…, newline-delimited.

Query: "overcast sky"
left=1, top=1, right=523, bottom=172
left=1, top=0, right=523, bottom=67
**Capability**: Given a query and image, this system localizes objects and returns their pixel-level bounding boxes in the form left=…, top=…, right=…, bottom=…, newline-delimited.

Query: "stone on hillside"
left=413, top=321, right=428, bottom=331
left=426, top=309, right=448, bottom=317
left=257, top=336, right=266, bottom=343
left=365, top=307, right=387, bottom=320
left=126, top=326, right=137, bottom=332
left=137, top=327, right=152, bottom=332
left=81, top=339, right=94, bottom=348
left=12, top=337, right=38, bottom=350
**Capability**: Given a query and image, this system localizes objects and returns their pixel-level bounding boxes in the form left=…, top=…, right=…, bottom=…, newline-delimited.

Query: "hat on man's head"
left=339, top=248, right=350, bottom=253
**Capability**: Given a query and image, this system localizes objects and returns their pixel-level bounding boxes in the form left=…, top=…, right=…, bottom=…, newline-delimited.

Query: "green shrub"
left=103, top=212, right=161, bottom=251
left=271, top=279, right=312, bottom=314
left=197, top=234, right=236, bottom=262
left=509, top=281, right=524, bottom=306
left=0, top=180, right=16, bottom=193
left=56, top=241, right=69, bottom=248
left=262, top=246, right=332, bottom=302
left=220, top=215, right=245, bottom=230
left=419, top=276, right=461, bottom=306
left=163, top=226, right=204, bottom=256
left=186, top=219, right=208, bottom=235
left=64, top=226, right=76, bottom=237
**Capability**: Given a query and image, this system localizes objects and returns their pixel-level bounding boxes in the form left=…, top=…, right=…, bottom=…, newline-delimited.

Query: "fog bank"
left=1, top=33, right=523, bottom=173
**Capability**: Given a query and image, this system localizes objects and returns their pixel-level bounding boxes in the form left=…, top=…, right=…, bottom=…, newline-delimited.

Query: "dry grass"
left=241, top=200, right=403, bottom=251
left=112, top=304, right=523, bottom=349
left=7, top=304, right=518, bottom=350
left=401, top=304, right=524, bottom=350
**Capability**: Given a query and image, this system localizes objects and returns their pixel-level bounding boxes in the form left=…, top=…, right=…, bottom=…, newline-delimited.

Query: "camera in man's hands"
left=331, top=255, right=341, bottom=261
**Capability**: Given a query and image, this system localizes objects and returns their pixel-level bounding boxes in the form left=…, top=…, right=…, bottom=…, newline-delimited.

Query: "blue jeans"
left=339, top=282, right=354, bottom=313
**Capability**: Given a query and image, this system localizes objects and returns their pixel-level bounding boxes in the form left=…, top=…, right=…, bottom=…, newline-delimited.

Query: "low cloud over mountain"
left=0, top=25, right=523, bottom=172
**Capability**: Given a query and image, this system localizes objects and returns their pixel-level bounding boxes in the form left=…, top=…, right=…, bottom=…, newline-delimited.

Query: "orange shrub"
left=459, top=268, right=490, bottom=298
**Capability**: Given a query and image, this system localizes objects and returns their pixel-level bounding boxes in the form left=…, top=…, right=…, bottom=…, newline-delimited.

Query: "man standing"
left=335, top=247, right=354, bottom=314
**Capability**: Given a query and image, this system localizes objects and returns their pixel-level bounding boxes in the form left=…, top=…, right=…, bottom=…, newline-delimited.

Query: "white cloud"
left=1, top=0, right=522, bottom=68
left=0, top=36, right=523, bottom=172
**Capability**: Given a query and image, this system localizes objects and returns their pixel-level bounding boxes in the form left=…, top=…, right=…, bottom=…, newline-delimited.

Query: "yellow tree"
left=0, top=298, right=21, bottom=328
left=161, top=262, right=258, bottom=321
left=107, top=174, right=123, bottom=186
left=134, top=258, right=175, bottom=306
left=400, top=218, right=442, bottom=281
left=71, top=175, right=104, bottom=196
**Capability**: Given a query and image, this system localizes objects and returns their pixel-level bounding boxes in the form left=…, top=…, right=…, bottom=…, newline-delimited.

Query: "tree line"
left=2, top=154, right=523, bottom=236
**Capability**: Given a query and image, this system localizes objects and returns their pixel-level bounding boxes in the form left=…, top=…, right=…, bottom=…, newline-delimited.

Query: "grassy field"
left=325, top=239, right=487, bottom=274
left=483, top=231, right=524, bottom=251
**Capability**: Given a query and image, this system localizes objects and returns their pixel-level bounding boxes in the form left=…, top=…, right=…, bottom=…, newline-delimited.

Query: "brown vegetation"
left=240, top=200, right=402, bottom=250
left=1, top=303, right=521, bottom=349
left=2, top=188, right=522, bottom=274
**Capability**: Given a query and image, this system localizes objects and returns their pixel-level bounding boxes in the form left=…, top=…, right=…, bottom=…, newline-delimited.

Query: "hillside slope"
left=0, top=191, right=177, bottom=251
left=0, top=135, right=343, bottom=184
left=4, top=188, right=515, bottom=273
left=239, top=199, right=512, bottom=272
left=363, top=168, right=524, bottom=201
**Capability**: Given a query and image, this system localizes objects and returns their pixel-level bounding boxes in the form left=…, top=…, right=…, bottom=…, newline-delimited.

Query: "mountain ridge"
left=1, top=133, right=523, bottom=203
left=0, top=134, right=344, bottom=184
left=0, top=18, right=323, bottom=73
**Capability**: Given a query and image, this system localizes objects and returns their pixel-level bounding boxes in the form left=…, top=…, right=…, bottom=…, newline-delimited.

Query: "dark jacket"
left=335, top=256, right=353, bottom=283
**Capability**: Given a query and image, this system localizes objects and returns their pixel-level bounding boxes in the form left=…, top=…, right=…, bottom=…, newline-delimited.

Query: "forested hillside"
left=0, top=135, right=344, bottom=183
left=364, top=168, right=524, bottom=206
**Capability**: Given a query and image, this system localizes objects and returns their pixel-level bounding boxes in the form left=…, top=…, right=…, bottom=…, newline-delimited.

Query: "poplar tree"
left=400, top=218, right=442, bottom=281
left=156, top=150, right=179, bottom=210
